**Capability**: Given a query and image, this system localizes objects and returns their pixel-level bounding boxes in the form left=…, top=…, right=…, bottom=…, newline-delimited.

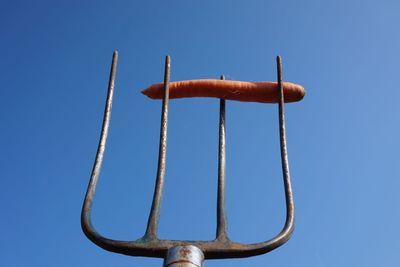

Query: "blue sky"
left=1, top=0, right=399, bottom=266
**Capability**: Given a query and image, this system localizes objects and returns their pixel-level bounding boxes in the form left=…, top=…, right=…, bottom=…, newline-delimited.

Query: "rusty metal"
left=81, top=52, right=296, bottom=262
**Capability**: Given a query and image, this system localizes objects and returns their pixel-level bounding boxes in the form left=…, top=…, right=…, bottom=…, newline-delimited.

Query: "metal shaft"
left=164, top=246, right=204, bottom=267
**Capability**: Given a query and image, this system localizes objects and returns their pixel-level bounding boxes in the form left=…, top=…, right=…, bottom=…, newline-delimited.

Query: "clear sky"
left=1, top=0, right=399, bottom=266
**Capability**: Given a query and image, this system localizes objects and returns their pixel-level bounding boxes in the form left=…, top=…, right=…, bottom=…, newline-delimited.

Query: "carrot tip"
left=141, top=89, right=149, bottom=97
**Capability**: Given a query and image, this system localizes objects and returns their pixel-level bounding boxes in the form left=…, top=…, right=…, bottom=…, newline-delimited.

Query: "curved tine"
left=205, top=56, right=295, bottom=259
left=80, top=52, right=155, bottom=256
left=245, top=56, right=295, bottom=254
left=275, top=55, right=295, bottom=244
left=81, top=51, right=118, bottom=242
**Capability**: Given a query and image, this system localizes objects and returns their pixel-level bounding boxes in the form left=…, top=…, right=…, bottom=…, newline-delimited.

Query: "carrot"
left=141, top=79, right=305, bottom=103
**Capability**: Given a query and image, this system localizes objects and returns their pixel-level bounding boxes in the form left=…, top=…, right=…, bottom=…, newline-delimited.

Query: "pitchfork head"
left=81, top=51, right=297, bottom=266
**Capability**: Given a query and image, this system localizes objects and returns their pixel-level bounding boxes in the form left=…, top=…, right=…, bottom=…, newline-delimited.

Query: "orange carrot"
left=141, top=79, right=305, bottom=103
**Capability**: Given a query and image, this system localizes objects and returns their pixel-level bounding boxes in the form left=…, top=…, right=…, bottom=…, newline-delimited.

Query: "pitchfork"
left=81, top=52, right=296, bottom=267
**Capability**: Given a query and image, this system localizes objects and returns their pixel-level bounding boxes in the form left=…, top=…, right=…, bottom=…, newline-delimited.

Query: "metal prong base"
left=164, top=245, right=204, bottom=267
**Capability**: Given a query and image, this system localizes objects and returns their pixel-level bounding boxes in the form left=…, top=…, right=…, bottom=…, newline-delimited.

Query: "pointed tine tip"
left=220, top=74, right=225, bottom=80
left=276, top=55, right=282, bottom=64
left=113, top=50, right=119, bottom=57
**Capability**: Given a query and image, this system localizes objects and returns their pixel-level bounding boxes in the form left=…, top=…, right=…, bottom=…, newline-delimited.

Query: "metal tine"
left=81, top=51, right=119, bottom=241
left=144, top=55, right=171, bottom=239
left=216, top=75, right=228, bottom=241
left=273, top=55, right=295, bottom=245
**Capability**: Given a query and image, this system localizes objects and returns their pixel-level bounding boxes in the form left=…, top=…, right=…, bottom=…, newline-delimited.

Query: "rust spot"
left=180, top=247, right=191, bottom=258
